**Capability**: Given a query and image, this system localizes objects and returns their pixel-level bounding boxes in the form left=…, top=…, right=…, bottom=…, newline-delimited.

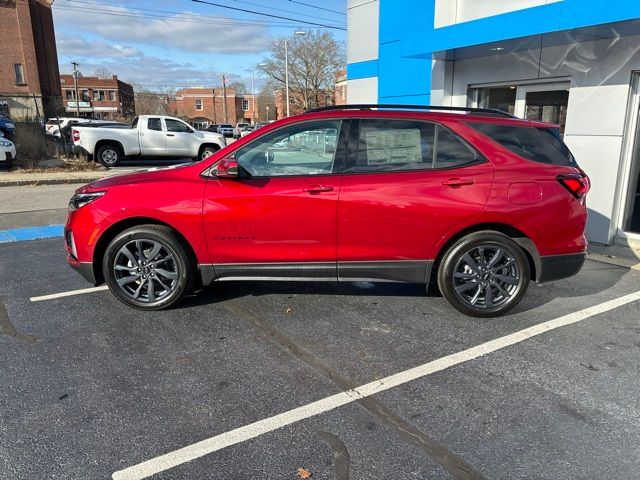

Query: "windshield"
left=221, top=124, right=232, bottom=128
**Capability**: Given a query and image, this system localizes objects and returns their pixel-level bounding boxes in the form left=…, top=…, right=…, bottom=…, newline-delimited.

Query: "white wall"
left=439, top=33, right=640, bottom=243
left=347, top=77, right=378, bottom=104
left=347, top=0, right=379, bottom=64
left=435, top=0, right=562, bottom=28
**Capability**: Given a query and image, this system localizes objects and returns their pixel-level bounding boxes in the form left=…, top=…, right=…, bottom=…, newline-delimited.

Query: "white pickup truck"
left=72, top=115, right=226, bottom=167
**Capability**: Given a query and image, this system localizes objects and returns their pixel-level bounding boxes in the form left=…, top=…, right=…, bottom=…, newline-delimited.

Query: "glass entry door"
left=514, top=83, right=570, bottom=133
left=624, top=102, right=640, bottom=234
left=470, top=82, right=570, bottom=133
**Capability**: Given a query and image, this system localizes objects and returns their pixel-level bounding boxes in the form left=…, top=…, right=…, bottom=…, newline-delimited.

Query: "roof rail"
left=306, top=104, right=517, bottom=118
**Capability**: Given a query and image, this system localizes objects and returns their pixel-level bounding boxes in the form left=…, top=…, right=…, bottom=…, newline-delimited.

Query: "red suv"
left=65, top=105, right=590, bottom=317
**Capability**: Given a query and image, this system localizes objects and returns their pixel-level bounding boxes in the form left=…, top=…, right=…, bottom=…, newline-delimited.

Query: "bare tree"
left=94, top=67, right=113, bottom=79
left=257, top=81, right=277, bottom=121
left=133, top=84, right=175, bottom=116
left=259, top=30, right=345, bottom=113
left=229, top=81, right=248, bottom=94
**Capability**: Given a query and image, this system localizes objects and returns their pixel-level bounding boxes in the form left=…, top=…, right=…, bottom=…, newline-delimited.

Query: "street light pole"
left=253, top=63, right=267, bottom=125
left=285, top=31, right=307, bottom=118
left=71, top=61, right=80, bottom=117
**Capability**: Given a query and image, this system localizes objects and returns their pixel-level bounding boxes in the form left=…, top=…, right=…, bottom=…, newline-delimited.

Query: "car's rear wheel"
left=103, top=225, right=195, bottom=310
left=196, top=144, right=220, bottom=162
left=437, top=231, right=530, bottom=317
left=97, top=144, right=122, bottom=167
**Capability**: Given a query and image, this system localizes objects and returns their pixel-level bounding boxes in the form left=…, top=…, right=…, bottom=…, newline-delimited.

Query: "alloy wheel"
left=452, top=244, right=521, bottom=309
left=101, top=149, right=118, bottom=165
left=112, top=239, right=179, bottom=303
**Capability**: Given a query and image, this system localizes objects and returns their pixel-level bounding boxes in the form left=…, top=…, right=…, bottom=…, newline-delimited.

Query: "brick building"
left=335, top=69, right=347, bottom=106
left=171, top=88, right=259, bottom=129
left=59, top=74, right=135, bottom=118
left=274, top=87, right=337, bottom=120
left=0, top=0, right=62, bottom=120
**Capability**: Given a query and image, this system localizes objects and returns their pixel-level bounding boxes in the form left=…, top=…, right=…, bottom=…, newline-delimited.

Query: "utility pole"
left=220, top=74, right=228, bottom=124
left=71, top=61, right=80, bottom=117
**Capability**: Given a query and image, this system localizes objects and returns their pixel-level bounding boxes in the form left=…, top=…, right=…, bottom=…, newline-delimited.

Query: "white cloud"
left=53, top=5, right=272, bottom=54
left=56, top=35, right=143, bottom=58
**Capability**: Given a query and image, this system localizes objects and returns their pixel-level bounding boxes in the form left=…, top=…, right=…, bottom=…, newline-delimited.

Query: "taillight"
left=72, top=129, right=80, bottom=142
left=557, top=173, right=590, bottom=199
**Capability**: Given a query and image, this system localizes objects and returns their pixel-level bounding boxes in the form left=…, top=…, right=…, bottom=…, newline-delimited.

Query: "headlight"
left=68, top=191, right=106, bottom=212
left=0, top=140, right=11, bottom=147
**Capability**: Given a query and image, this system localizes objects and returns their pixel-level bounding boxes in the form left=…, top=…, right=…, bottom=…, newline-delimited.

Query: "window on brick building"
left=66, top=90, right=76, bottom=101
left=195, top=99, right=203, bottom=110
left=242, top=99, right=249, bottom=111
left=14, top=64, right=25, bottom=85
left=108, top=91, right=116, bottom=101
left=94, top=90, right=106, bottom=101
left=81, top=90, right=90, bottom=102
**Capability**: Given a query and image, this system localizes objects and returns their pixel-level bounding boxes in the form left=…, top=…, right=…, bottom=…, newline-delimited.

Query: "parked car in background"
left=46, top=117, right=95, bottom=137
left=0, top=115, right=16, bottom=140
left=0, top=131, right=16, bottom=169
left=71, top=115, right=226, bottom=167
left=217, top=124, right=234, bottom=137
left=234, top=122, right=250, bottom=139
left=239, top=125, right=254, bottom=138
left=65, top=104, right=589, bottom=317
left=206, top=124, right=220, bottom=133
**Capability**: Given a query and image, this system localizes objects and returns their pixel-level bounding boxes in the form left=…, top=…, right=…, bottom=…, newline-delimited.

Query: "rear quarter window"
left=468, top=122, right=577, bottom=167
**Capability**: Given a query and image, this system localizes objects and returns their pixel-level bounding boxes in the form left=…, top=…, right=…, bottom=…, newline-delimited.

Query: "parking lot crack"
left=222, top=300, right=486, bottom=480
left=318, top=431, right=350, bottom=480
left=0, top=299, right=38, bottom=345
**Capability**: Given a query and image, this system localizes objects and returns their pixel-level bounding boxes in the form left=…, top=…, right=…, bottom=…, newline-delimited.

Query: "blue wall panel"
left=346, top=0, right=640, bottom=102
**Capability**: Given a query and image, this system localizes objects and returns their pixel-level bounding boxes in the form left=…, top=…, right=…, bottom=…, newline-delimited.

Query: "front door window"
left=235, top=120, right=342, bottom=177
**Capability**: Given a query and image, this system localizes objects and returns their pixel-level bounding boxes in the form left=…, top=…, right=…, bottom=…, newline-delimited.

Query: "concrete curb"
left=0, top=176, right=105, bottom=187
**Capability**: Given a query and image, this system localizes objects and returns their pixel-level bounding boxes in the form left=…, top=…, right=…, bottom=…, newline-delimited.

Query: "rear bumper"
left=538, top=253, right=586, bottom=283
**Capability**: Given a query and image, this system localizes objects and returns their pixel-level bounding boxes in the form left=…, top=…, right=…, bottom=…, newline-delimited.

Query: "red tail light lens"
left=72, top=129, right=80, bottom=142
left=557, top=173, right=590, bottom=199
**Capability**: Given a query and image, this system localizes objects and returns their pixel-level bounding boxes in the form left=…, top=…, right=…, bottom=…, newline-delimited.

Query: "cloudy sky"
left=53, top=0, right=347, bottom=90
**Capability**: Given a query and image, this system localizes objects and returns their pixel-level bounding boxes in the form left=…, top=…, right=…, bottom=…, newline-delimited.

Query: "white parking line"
left=111, top=290, right=640, bottom=480
left=30, top=285, right=109, bottom=302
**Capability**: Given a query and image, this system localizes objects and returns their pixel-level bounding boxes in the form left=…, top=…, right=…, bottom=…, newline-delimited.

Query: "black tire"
left=196, top=144, right=219, bottom=162
left=437, top=231, right=530, bottom=318
left=103, top=225, right=195, bottom=310
left=97, top=143, right=122, bottom=167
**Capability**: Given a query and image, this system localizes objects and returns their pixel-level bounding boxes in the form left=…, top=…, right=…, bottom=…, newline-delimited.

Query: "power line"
left=55, top=0, right=344, bottom=26
left=191, top=0, right=346, bottom=30
left=232, top=0, right=344, bottom=23
left=288, top=0, right=346, bottom=16
left=54, top=4, right=305, bottom=27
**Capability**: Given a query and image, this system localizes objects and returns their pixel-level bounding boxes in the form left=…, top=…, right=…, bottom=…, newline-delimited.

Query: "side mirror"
left=213, top=157, right=238, bottom=178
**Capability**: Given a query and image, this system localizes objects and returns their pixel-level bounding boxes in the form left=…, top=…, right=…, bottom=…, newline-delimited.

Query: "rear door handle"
left=303, top=185, right=334, bottom=194
left=167, top=133, right=175, bottom=137
left=442, top=178, right=475, bottom=187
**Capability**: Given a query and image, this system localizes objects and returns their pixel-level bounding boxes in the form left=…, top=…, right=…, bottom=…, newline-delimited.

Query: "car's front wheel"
left=103, top=225, right=195, bottom=310
left=437, top=231, right=530, bottom=318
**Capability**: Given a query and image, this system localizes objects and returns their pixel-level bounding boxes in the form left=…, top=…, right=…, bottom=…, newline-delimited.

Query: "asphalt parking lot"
left=1, top=229, right=640, bottom=479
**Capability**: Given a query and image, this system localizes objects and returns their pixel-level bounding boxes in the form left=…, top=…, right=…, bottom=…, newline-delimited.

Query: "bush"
left=13, top=123, right=65, bottom=168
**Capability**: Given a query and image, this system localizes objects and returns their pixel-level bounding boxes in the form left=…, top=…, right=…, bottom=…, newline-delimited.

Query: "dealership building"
left=347, top=0, right=640, bottom=245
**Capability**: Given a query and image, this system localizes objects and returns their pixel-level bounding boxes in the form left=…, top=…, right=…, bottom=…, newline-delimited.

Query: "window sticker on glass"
left=363, top=128, right=422, bottom=165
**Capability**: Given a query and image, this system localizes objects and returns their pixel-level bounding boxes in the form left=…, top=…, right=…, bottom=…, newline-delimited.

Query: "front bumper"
left=538, top=253, right=586, bottom=283
left=0, top=147, right=16, bottom=162
left=67, top=254, right=98, bottom=284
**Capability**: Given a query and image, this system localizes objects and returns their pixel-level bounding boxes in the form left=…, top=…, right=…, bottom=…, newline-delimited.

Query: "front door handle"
left=442, top=178, right=475, bottom=187
left=167, top=133, right=175, bottom=137
left=303, top=185, right=334, bottom=194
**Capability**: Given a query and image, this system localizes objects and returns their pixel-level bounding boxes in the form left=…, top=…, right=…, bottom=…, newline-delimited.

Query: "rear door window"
left=469, top=122, right=577, bottom=166
left=348, top=119, right=480, bottom=173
